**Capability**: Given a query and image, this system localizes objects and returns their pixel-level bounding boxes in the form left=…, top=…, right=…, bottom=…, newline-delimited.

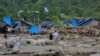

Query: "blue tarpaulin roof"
left=70, top=18, right=93, bottom=27
left=29, top=25, right=40, bottom=34
left=3, top=16, right=13, bottom=26
left=70, top=20, right=78, bottom=27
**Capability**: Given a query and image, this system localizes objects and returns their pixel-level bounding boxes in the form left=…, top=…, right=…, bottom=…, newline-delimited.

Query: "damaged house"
left=70, top=17, right=99, bottom=29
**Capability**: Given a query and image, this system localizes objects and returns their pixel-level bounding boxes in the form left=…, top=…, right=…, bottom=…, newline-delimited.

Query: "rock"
left=90, top=53, right=100, bottom=56
left=87, top=39, right=95, bottom=42
left=82, top=37, right=95, bottom=44
left=74, top=42, right=91, bottom=48
left=66, top=35, right=69, bottom=38
left=74, top=35, right=80, bottom=38
left=12, top=42, right=20, bottom=53
left=66, top=55, right=72, bottom=56
left=45, top=40, right=53, bottom=45
left=58, top=41, right=72, bottom=48
left=0, top=44, right=6, bottom=51
left=0, top=44, right=7, bottom=51
left=26, top=39, right=49, bottom=45
left=5, top=38, right=15, bottom=48
left=0, top=44, right=3, bottom=47
left=20, top=39, right=27, bottom=46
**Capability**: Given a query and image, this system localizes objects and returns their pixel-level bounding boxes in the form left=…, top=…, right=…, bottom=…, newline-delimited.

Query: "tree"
left=0, top=0, right=100, bottom=21
left=0, top=7, right=8, bottom=21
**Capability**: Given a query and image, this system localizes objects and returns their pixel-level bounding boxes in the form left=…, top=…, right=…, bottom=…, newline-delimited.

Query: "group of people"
left=2, top=24, right=59, bottom=53
left=49, top=29, right=59, bottom=45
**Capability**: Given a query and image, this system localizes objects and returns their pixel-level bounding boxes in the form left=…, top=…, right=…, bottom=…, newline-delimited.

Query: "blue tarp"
left=3, top=16, right=13, bottom=26
left=70, top=20, right=78, bottom=27
left=29, top=25, right=40, bottom=34
left=70, top=18, right=93, bottom=27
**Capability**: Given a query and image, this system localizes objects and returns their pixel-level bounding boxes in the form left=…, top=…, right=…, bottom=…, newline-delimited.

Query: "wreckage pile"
left=0, top=16, right=100, bottom=56
left=1, top=16, right=100, bottom=36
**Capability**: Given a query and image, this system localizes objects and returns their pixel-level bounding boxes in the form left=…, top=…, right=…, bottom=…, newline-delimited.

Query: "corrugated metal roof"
left=20, top=20, right=33, bottom=26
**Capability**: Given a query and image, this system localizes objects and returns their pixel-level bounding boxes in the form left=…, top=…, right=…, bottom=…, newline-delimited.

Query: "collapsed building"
left=2, top=16, right=40, bottom=34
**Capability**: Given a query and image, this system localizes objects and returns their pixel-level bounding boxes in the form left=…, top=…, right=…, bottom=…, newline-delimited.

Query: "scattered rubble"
left=0, top=33, right=99, bottom=56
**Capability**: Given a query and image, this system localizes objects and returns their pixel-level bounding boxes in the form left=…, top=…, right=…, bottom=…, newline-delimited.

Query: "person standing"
left=49, top=33, right=53, bottom=40
left=52, top=30, right=59, bottom=45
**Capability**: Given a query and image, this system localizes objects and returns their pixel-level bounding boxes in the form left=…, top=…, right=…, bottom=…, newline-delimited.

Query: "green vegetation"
left=0, top=0, right=100, bottom=24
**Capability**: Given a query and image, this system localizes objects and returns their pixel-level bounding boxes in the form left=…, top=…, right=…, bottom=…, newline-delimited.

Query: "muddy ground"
left=0, top=34, right=100, bottom=56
